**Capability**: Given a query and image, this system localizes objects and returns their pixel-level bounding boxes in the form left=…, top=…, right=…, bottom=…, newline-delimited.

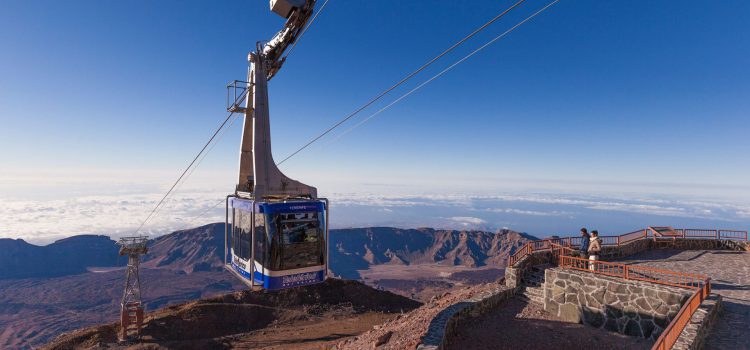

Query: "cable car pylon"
left=117, top=236, right=148, bottom=341
left=224, top=0, right=330, bottom=291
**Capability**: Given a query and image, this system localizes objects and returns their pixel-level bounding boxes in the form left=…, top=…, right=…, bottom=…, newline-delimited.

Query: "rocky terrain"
left=0, top=225, right=535, bottom=349
left=42, top=279, right=420, bottom=350
left=330, top=227, right=534, bottom=280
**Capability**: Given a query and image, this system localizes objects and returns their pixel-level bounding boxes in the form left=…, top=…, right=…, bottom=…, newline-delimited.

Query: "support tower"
left=117, top=236, right=148, bottom=341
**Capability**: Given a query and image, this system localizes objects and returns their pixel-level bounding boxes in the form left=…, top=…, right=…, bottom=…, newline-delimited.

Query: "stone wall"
left=672, top=294, right=722, bottom=350
left=600, top=238, right=652, bottom=260
left=416, top=285, right=515, bottom=350
left=543, top=268, right=692, bottom=340
left=505, top=251, right=552, bottom=289
left=438, top=286, right=515, bottom=350
left=655, top=238, right=749, bottom=251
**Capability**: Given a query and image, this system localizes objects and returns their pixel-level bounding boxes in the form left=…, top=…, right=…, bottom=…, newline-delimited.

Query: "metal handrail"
left=548, top=244, right=712, bottom=350
left=652, top=281, right=711, bottom=350
left=557, top=255, right=708, bottom=290
left=508, top=227, right=747, bottom=267
left=543, top=238, right=715, bottom=350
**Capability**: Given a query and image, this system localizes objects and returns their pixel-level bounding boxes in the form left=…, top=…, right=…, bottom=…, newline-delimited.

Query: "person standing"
left=579, top=228, right=590, bottom=257
left=588, top=230, right=601, bottom=271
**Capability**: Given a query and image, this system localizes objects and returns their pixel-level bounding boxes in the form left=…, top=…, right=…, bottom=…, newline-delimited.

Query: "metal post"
left=323, top=198, right=330, bottom=279
left=225, top=195, right=231, bottom=267
left=250, top=204, right=255, bottom=290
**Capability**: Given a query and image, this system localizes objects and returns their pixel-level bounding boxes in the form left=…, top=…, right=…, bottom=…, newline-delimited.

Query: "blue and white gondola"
left=225, top=198, right=328, bottom=290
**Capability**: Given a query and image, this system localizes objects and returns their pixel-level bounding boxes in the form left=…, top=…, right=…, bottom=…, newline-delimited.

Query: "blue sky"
left=1, top=0, right=749, bottom=242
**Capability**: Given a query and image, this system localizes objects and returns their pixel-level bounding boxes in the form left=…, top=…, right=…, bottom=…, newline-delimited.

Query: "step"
left=530, top=263, right=553, bottom=272
left=521, top=275, right=544, bottom=282
left=524, top=279, right=544, bottom=285
left=523, top=286, right=543, bottom=297
left=516, top=293, right=543, bottom=304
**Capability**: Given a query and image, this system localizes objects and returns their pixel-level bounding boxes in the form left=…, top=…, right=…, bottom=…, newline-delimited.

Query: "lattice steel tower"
left=117, top=236, right=148, bottom=341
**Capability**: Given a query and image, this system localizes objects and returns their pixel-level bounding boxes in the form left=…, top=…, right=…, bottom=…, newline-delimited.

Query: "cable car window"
left=234, top=210, right=253, bottom=260
left=254, top=211, right=267, bottom=266
left=276, top=212, right=323, bottom=269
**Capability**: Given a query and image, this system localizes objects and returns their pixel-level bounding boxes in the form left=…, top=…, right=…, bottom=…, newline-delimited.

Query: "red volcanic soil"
left=0, top=269, right=243, bottom=349
left=42, top=279, right=421, bottom=350
left=2, top=225, right=533, bottom=349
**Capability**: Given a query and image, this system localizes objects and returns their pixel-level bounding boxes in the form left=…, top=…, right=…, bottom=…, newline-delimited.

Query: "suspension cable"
left=147, top=112, right=242, bottom=225
left=328, top=0, right=560, bottom=145
left=148, top=198, right=226, bottom=249
left=143, top=0, right=559, bottom=239
left=134, top=92, right=247, bottom=235
left=277, top=0, right=528, bottom=165
left=135, top=2, right=331, bottom=236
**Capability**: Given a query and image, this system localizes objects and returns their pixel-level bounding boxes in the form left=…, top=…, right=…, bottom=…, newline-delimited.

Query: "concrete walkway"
left=616, top=249, right=750, bottom=350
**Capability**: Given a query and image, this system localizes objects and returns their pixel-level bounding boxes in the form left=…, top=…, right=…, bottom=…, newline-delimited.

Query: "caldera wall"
left=543, top=268, right=692, bottom=340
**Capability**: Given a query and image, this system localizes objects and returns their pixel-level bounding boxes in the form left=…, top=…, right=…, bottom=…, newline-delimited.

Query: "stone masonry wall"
left=543, top=268, right=692, bottom=340
left=672, top=294, right=722, bottom=350
left=600, top=239, right=652, bottom=260
left=439, top=286, right=515, bottom=350
left=505, top=252, right=551, bottom=289
left=656, top=238, right=749, bottom=251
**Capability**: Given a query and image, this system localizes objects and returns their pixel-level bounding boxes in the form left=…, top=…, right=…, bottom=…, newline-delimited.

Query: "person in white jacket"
left=587, top=230, right=601, bottom=271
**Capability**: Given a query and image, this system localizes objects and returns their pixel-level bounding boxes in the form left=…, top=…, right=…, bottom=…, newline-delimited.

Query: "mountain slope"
left=141, top=223, right=225, bottom=272
left=0, top=235, right=122, bottom=279
left=41, top=279, right=421, bottom=350
left=0, top=225, right=536, bottom=349
left=329, top=227, right=536, bottom=279
left=0, top=225, right=537, bottom=280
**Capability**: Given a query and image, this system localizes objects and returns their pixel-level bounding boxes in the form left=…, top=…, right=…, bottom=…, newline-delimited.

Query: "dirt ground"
left=339, top=282, right=506, bottom=350
left=445, top=297, right=652, bottom=350
left=41, top=279, right=420, bottom=350
left=225, top=312, right=395, bottom=349
left=359, top=264, right=504, bottom=301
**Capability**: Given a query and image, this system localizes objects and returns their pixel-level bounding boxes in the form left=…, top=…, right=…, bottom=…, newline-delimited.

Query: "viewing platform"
left=499, top=226, right=748, bottom=350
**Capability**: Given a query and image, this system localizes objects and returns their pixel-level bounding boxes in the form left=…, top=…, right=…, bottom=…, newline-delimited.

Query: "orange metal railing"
left=508, top=228, right=725, bottom=350
left=552, top=247, right=712, bottom=350
left=719, top=229, right=747, bottom=240
left=652, top=281, right=711, bottom=350
left=555, top=253, right=711, bottom=350
left=557, top=255, right=708, bottom=290
left=509, top=242, right=533, bottom=266
left=508, top=227, right=746, bottom=267
left=681, top=229, right=718, bottom=239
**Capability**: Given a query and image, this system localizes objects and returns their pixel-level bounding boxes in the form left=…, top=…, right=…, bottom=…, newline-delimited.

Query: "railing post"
left=624, top=265, right=629, bottom=280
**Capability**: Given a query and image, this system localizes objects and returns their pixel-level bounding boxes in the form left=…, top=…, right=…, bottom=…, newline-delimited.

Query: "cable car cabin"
left=226, top=197, right=328, bottom=290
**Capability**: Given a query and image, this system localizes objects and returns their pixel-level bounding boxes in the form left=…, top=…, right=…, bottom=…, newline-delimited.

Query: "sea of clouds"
left=3, top=188, right=748, bottom=245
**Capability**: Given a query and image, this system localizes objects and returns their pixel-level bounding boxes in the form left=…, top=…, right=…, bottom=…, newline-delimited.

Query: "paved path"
left=444, top=297, right=651, bottom=350
left=616, top=249, right=750, bottom=350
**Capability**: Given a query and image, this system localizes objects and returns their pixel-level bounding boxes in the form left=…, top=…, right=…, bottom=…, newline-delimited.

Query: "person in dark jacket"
left=579, top=228, right=590, bottom=257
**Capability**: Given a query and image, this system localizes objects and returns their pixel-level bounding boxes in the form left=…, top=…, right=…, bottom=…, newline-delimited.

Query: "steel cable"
left=277, top=0, right=528, bottom=165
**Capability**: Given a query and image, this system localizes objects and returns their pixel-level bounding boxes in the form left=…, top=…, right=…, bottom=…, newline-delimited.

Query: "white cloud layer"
left=449, top=216, right=487, bottom=225
left=2, top=190, right=749, bottom=245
